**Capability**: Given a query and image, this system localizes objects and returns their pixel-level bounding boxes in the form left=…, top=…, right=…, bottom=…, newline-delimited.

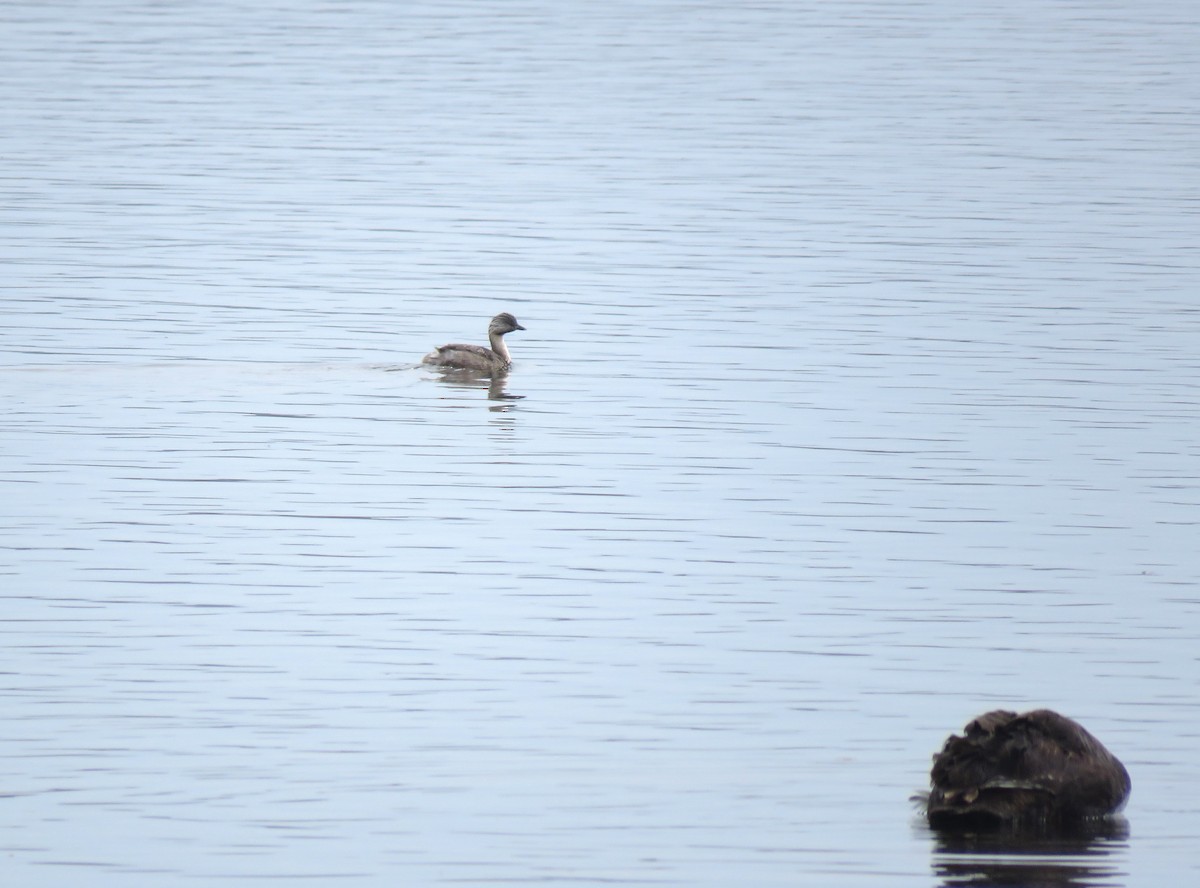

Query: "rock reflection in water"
left=929, top=819, right=1130, bottom=888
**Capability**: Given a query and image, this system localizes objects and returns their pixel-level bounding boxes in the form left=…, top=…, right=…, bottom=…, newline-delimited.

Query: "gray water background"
left=3, top=0, right=1199, bottom=884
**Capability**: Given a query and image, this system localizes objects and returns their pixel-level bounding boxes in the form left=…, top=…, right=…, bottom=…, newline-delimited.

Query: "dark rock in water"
left=925, top=709, right=1130, bottom=832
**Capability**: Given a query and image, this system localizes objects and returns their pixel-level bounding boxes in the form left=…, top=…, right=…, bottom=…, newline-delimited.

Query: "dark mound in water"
left=925, top=709, right=1130, bottom=832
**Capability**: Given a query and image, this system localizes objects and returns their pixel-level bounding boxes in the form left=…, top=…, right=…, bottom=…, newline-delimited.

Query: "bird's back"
left=422, top=343, right=505, bottom=372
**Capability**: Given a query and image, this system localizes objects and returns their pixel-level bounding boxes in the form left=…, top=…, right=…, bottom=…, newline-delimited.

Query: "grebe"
left=422, top=312, right=525, bottom=374
left=924, top=709, right=1130, bottom=831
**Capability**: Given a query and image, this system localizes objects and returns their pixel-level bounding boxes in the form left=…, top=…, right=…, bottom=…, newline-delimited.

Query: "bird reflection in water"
left=430, top=366, right=525, bottom=406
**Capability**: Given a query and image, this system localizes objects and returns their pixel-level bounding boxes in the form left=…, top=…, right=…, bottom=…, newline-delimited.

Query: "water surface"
left=3, top=1, right=1199, bottom=885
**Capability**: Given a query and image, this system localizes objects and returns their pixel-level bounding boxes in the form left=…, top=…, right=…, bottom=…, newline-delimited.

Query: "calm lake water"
left=3, top=1, right=1199, bottom=885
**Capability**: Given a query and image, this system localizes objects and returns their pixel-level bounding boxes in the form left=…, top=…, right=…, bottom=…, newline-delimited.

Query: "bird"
left=422, top=312, right=525, bottom=375
left=924, top=709, right=1130, bottom=832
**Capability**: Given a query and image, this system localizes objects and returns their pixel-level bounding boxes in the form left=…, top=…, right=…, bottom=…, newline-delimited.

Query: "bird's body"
left=925, top=709, right=1130, bottom=831
left=422, top=312, right=525, bottom=375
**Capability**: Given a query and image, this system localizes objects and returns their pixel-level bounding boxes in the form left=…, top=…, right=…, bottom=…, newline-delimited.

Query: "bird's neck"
left=489, top=331, right=511, bottom=363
